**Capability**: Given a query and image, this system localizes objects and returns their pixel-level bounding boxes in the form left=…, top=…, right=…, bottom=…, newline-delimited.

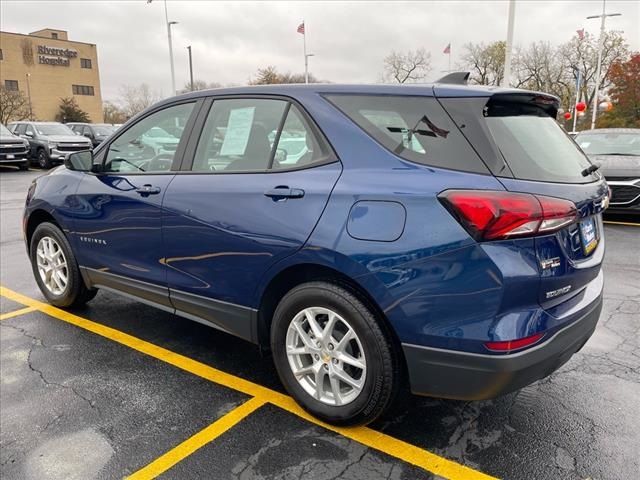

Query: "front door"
left=162, top=98, right=341, bottom=339
left=71, top=101, right=198, bottom=307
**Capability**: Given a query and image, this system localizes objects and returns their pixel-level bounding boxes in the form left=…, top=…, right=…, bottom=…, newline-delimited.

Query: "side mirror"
left=65, top=150, right=98, bottom=172
left=83, top=132, right=94, bottom=139
left=24, top=132, right=33, bottom=138
left=274, top=148, right=287, bottom=164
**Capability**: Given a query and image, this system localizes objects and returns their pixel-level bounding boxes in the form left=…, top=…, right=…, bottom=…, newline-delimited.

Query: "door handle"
left=135, top=184, right=161, bottom=196
left=264, top=186, right=305, bottom=200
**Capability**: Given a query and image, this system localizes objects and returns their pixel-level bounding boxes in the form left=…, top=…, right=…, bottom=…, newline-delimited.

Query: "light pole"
left=187, top=45, right=194, bottom=91
left=167, top=21, right=178, bottom=95
left=587, top=0, right=621, bottom=130
left=502, top=0, right=516, bottom=87
left=148, top=0, right=178, bottom=95
left=25, top=73, right=33, bottom=120
left=305, top=53, right=315, bottom=84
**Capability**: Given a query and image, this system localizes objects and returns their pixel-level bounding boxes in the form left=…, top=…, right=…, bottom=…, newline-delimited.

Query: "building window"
left=80, top=58, right=92, bottom=69
left=0, top=48, right=3, bottom=60
left=51, top=32, right=58, bottom=39
left=72, top=84, right=95, bottom=96
left=5, top=80, right=19, bottom=91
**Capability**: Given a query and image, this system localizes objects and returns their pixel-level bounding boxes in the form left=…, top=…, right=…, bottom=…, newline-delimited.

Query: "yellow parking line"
left=0, top=286, right=497, bottom=480
left=0, top=306, right=36, bottom=321
left=127, top=397, right=267, bottom=480
left=603, top=220, right=640, bottom=227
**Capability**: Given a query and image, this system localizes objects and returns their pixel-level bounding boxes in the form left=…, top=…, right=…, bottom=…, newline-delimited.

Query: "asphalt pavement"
left=1, top=166, right=638, bottom=480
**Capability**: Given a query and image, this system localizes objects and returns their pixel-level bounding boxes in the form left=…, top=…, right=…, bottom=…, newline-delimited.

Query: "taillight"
left=485, top=332, right=544, bottom=352
left=438, top=190, right=577, bottom=241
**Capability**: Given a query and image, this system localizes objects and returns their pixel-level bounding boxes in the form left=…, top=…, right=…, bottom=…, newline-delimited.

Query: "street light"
left=148, top=0, right=178, bottom=96
left=304, top=53, right=315, bottom=84
left=587, top=0, right=621, bottom=129
left=502, top=0, right=516, bottom=87
left=187, top=45, right=194, bottom=91
left=167, top=21, right=178, bottom=95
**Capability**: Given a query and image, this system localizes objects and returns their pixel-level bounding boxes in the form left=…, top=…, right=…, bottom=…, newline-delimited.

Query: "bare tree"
left=118, top=84, right=161, bottom=118
left=178, top=80, right=222, bottom=94
left=461, top=41, right=506, bottom=86
left=514, top=41, right=573, bottom=106
left=103, top=101, right=127, bottom=124
left=383, top=48, right=431, bottom=83
left=0, top=87, right=31, bottom=124
left=250, top=66, right=320, bottom=84
left=559, top=30, right=629, bottom=109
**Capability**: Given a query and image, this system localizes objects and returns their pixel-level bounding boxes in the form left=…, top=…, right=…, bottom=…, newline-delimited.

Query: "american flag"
left=576, top=29, right=585, bottom=40
left=443, top=43, right=451, bottom=54
left=297, top=22, right=305, bottom=35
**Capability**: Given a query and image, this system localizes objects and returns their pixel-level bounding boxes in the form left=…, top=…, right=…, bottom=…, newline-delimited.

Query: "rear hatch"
left=437, top=90, right=608, bottom=309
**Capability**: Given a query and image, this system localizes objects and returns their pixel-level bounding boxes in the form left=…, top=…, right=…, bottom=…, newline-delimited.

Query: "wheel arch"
left=255, top=262, right=405, bottom=363
left=25, top=209, right=61, bottom=254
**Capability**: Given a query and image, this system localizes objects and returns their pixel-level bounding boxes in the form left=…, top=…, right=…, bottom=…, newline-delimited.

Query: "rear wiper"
left=594, top=152, right=639, bottom=156
left=581, top=164, right=599, bottom=177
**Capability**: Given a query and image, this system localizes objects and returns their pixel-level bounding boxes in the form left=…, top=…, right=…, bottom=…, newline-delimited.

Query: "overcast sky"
left=1, top=1, right=638, bottom=101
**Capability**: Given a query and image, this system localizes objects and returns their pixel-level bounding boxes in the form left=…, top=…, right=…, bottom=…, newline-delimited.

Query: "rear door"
left=162, top=97, right=341, bottom=340
left=439, top=93, right=608, bottom=308
left=71, top=100, right=199, bottom=307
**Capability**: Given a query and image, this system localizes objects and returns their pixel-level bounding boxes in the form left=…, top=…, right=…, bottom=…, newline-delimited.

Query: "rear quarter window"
left=325, top=94, right=488, bottom=174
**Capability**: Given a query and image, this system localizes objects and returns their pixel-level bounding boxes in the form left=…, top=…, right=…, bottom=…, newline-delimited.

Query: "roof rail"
left=435, top=71, right=470, bottom=85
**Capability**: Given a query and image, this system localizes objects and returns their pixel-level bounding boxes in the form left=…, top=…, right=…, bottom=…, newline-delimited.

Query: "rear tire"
left=37, top=148, right=52, bottom=169
left=29, top=222, right=97, bottom=307
left=271, top=281, right=400, bottom=426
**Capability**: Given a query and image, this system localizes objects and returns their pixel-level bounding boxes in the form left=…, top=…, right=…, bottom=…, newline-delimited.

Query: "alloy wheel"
left=36, top=236, right=68, bottom=295
left=285, top=306, right=367, bottom=406
left=38, top=151, right=48, bottom=168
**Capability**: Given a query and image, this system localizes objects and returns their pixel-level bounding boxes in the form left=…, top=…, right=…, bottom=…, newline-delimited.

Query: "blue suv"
left=24, top=76, right=607, bottom=425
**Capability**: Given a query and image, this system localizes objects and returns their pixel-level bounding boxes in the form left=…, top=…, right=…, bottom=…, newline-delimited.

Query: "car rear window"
left=485, top=115, right=596, bottom=183
left=325, top=94, right=488, bottom=174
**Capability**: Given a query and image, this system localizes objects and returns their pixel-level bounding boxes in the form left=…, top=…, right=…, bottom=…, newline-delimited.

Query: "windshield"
left=35, top=124, right=75, bottom=136
left=0, top=124, right=12, bottom=136
left=575, top=131, right=640, bottom=156
left=94, top=126, right=115, bottom=136
left=144, top=127, right=174, bottom=138
left=485, top=115, right=596, bottom=183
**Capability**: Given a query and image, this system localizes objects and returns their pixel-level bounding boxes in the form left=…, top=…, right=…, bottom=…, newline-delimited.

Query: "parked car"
left=574, top=128, right=640, bottom=217
left=0, top=123, right=30, bottom=170
left=8, top=121, right=92, bottom=169
left=23, top=77, right=607, bottom=426
left=67, top=123, right=117, bottom=148
left=139, top=126, right=181, bottom=156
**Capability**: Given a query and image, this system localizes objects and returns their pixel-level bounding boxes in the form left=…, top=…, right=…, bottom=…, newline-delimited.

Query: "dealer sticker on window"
left=579, top=217, right=598, bottom=255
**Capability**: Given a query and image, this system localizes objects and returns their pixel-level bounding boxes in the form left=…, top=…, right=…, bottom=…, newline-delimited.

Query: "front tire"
left=271, top=281, right=399, bottom=426
left=29, top=222, right=97, bottom=307
left=37, top=148, right=52, bottom=169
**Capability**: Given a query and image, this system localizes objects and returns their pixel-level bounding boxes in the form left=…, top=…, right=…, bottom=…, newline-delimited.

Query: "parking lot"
left=1, top=166, right=639, bottom=480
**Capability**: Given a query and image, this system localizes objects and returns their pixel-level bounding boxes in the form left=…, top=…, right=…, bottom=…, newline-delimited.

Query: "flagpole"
left=303, top=21, right=308, bottom=84
left=573, top=69, right=581, bottom=132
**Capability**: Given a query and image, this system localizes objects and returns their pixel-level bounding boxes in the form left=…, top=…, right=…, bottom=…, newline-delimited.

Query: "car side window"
left=192, top=98, right=287, bottom=172
left=14, top=124, right=26, bottom=135
left=104, top=102, right=194, bottom=174
left=272, top=105, right=329, bottom=169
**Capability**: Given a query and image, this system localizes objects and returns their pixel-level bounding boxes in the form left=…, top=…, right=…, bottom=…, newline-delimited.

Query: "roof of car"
left=10, top=121, right=64, bottom=125
left=575, top=128, right=640, bottom=135
left=168, top=82, right=550, bottom=103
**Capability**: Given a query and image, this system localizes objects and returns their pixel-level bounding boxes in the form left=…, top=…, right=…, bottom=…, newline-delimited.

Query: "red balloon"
left=576, top=101, right=587, bottom=112
left=564, top=112, right=572, bottom=120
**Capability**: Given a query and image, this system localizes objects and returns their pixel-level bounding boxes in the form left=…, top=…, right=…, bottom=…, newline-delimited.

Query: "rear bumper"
left=402, top=294, right=602, bottom=400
